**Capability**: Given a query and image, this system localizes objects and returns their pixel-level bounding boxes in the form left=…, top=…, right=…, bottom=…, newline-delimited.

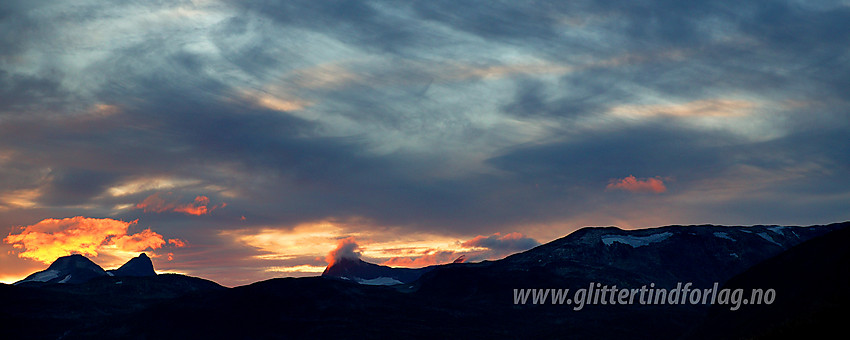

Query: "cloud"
left=441, top=62, right=574, bottom=81
left=3, top=216, right=165, bottom=264
left=381, top=232, right=540, bottom=268
left=168, top=238, right=186, bottom=248
left=609, top=99, right=757, bottom=118
left=265, top=264, right=327, bottom=273
left=107, top=177, right=199, bottom=197
left=1, top=0, right=849, bottom=286
left=168, top=238, right=186, bottom=247
left=135, top=193, right=225, bottom=216
left=40, top=169, right=123, bottom=206
left=380, top=250, right=460, bottom=267
left=112, top=228, right=167, bottom=252
left=460, top=232, right=541, bottom=251
left=240, top=89, right=311, bottom=112
left=288, top=63, right=360, bottom=90
left=607, top=175, right=668, bottom=194
left=0, top=188, right=40, bottom=209
left=325, top=236, right=361, bottom=266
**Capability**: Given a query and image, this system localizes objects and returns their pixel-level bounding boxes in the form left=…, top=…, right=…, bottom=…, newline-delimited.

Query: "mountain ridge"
left=496, top=223, right=842, bottom=285
left=15, top=252, right=157, bottom=287
left=321, top=257, right=436, bottom=284
left=324, top=222, right=844, bottom=289
left=3, top=221, right=848, bottom=339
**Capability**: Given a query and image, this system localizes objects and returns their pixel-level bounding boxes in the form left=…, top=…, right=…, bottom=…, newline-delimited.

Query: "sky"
left=1, top=0, right=849, bottom=287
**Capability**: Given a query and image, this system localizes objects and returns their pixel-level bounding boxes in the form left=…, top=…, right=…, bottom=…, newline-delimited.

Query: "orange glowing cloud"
left=168, top=238, right=186, bottom=247
left=381, top=251, right=460, bottom=267
left=461, top=232, right=528, bottom=248
left=382, top=232, right=539, bottom=268
left=136, top=193, right=225, bottom=215
left=112, top=229, right=166, bottom=252
left=607, top=175, right=667, bottom=194
left=3, top=216, right=166, bottom=264
left=325, top=236, right=361, bottom=266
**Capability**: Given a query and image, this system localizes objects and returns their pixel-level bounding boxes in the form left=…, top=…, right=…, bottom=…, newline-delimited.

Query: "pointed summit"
left=109, top=253, right=156, bottom=277
left=14, top=254, right=107, bottom=286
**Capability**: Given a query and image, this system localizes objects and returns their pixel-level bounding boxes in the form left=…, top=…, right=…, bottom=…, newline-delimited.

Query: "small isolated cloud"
left=135, top=193, right=225, bottom=215
left=607, top=175, right=668, bottom=194
left=325, top=236, right=361, bottom=266
left=168, top=238, right=186, bottom=247
left=3, top=216, right=166, bottom=264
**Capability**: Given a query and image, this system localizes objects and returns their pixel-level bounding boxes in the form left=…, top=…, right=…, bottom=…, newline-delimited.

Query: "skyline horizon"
left=6, top=219, right=846, bottom=287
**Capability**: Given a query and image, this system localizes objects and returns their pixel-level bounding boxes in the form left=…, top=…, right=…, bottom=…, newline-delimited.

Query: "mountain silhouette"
left=14, top=253, right=158, bottom=287
left=14, top=254, right=107, bottom=286
left=108, top=253, right=156, bottom=277
left=2, top=221, right=847, bottom=339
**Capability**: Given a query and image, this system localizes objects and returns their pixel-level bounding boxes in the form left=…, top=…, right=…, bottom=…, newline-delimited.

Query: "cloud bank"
left=4, top=216, right=165, bottom=264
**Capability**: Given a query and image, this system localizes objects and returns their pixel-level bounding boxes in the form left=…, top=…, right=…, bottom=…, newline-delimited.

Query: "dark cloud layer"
left=1, top=0, right=849, bottom=283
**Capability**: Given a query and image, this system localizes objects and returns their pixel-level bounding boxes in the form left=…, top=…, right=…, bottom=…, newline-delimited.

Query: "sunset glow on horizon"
left=2, top=0, right=849, bottom=287
left=1, top=218, right=541, bottom=286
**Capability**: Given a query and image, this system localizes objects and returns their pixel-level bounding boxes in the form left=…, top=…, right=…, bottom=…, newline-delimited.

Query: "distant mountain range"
left=2, top=221, right=847, bottom=339
left=323, top=223, right=838, bottom=288
left=14, top=253, right=157, bottom=287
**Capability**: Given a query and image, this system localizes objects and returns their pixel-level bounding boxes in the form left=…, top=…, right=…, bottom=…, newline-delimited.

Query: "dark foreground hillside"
left=685, top=225, right=850, bottom=339
left=0, top=274, right=224, bottom=339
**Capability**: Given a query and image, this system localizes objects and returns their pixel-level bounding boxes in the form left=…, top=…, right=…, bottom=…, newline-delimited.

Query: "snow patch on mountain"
left=757, top=232, right=782, bottom=246
left=601, top=232, right=673, bottom=247
left=767, top=226, right=786, bottom=235
left=28, top=270, right=60, bottom=283
left=356, top=277, right=404, bottom=285
left=713, top=232, right=736, bottom=241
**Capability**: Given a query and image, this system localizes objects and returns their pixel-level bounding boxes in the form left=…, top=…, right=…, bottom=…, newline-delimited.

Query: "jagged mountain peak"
left=14, top=253, right=159, bottom=286
left=109, top=253, right=157, bottom=277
